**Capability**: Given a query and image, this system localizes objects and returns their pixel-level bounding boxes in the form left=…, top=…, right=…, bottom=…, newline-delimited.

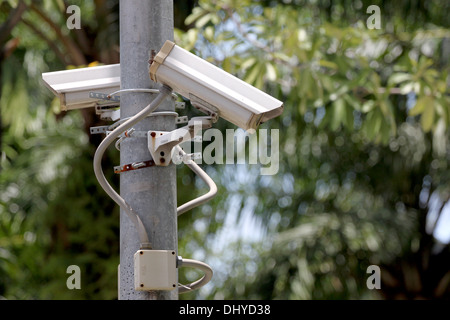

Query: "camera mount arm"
left=148, top=116, right=212, bottom=166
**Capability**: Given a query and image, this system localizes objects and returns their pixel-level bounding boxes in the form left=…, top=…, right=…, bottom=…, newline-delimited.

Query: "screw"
left=160, top=158, right=165, bottom=163
left=150, top=132, right=156, bottom=137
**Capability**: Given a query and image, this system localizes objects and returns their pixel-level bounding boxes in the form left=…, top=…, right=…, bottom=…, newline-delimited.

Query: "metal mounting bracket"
left=90, top=125, right=110, bottom=135
left=176, top=116, right=188, bottom=124
left=114, top=159, right=155, bottom=174
left=173, top=152, right=202, bottom=164
left=189, top=94, right=219, bottom=123
left=175, top=101, right=185, bottom=109
left=89, top=91, right=121, bottom=102
left=148, top=117, right=212, bottom=166
left=95, top=104, right=120, bottom=121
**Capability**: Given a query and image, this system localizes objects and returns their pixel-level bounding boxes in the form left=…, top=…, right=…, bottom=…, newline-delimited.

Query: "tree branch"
left=0, top=0, right=28, bottom=46
left=1, top=38, right=20, bottom=60
left=21, top=19, right=69, bottom=65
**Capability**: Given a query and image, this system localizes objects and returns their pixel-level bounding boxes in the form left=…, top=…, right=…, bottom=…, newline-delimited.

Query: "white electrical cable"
left=175, top=146, right=218, bottom=216
left=94, top=88, right=215, bottom=292
left=107, top=88, right=178, bottom=100
left=93, top=85, right=173, bottom=248
left=178, top=257, right=213, bottom=294
left=174, top=146, right=217, bottom=294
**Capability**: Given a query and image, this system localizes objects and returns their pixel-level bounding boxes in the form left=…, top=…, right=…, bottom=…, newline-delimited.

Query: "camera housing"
left=42, top=64, right=120, bottom=111
left=149, top=40, right=283, bottom=131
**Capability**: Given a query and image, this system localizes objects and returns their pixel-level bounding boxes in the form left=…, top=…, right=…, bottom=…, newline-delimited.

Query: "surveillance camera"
left=42, top=64, right=120, bottom=111
left=149, top=40, right=283, bottom=131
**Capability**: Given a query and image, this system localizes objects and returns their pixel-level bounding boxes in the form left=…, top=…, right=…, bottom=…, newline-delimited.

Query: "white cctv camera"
left=42, top=64, right=120, bottom=111
left=149, top=40, right=283, bottom=131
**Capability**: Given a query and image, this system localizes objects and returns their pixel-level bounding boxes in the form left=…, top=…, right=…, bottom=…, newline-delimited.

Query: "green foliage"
left=1, top=0, right=121, bottom=299
left=1, top=0, right=449, bottom=300
left=0, top=52, right=120, bottom=298
left=174, top=0, right=450, bottom=299
left=176, top=0, right=450, bottom=144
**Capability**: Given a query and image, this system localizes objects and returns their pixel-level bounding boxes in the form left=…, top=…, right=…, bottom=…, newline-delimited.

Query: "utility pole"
left=119, top=0, right=177, bottom=300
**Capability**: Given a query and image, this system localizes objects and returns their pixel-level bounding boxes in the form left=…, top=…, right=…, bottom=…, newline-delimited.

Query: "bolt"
left=150, top=132, right=156, bottom=137
left=132, top=162, right=146, bottom=169
left=125, top=128, right=135, bottom=137
left=149, top=49, right=156, bottom=65
left=160, top=158, right=165, bottom=163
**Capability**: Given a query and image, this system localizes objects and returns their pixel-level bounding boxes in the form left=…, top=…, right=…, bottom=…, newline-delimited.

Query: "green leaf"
left=344, top=104, right=354, bottom=130
left=330, top=98, right=345, bottom=131
left=364, top=110, right=382, bottom=141
left=421, top=99, right=435, bottom=132
left=265, top=62, right=277, bottom=81
left=241, top=57, right=257, bottom=70
left=222, top=57, right=232, bottom=73
left=379, top=121, right=391, bottom=145
left=185, top=7, right=207, bottom=25
left=388, top=73, right=412, bottom=85
left=196, top=13, right=212, bottom=28
left=244, top=62, right=261, bottom=86
left=6, top=0, right=19, bottom=7
left=378, top=100, right=389, bottom=118
left=400, top=82, right=415, bottom=94
left=204, top=26, right=215, bottom=41
left=319, top=60, right=338, bottom=70
left=362, top=100, right=375, bottom=113
left=409, top=96, right=430, bottom=116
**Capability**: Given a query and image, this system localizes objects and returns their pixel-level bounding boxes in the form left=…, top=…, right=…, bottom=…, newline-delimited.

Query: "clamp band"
left=149, top=40, right=176, bottom=82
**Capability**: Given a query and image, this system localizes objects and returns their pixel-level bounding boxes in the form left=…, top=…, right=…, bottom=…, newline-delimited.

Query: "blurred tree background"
left=1, top=0, right=449, bottom=299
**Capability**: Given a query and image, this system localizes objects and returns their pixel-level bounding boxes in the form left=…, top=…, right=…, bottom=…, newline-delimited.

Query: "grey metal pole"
left=119, top=0, right=177, bottom=300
